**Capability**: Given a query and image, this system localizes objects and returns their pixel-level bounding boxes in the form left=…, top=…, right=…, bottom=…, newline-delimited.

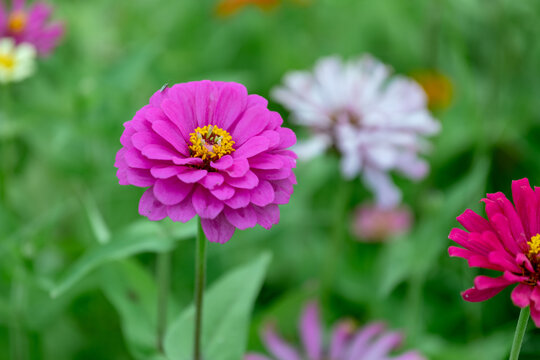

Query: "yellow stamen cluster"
left=189, top=125, right=235, bottom=162
left=0, top=53, right=15, bottom=71
left=528, top=234, right=540, bottom=257
left=8, top=11, right=27, bottom=34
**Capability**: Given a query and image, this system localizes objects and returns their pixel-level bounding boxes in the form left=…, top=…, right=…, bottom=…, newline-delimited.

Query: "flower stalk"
left=194, top=219, right=207, bottom=360
left=509, top=307, right=530, bottom=360
left=156, top=250, right=171, bottom=353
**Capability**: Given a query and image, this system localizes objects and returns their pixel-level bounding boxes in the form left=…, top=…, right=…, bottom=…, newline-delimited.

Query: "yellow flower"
left=411, top=70, right=453, bottom=110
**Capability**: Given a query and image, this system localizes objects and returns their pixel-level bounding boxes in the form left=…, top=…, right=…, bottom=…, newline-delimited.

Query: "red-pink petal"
left=511, top=284, right=533, bottom=308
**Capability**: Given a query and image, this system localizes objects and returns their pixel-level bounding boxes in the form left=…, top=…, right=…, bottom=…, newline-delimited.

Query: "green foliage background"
left=1, top=0, right=540, bottom=359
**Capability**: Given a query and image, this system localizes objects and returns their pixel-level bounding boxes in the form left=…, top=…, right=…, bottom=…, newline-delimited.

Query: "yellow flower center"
left=0, top=53, right=15, bottom=71
left=189, top=125, right=235, bottom=161
left=8, top=11, right=27, bottom=34
left=528, top=234, right=540, bottom=257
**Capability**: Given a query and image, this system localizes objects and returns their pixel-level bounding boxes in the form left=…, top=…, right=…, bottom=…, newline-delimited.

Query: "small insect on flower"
left=245, top=301, right=426, bottom=360
left=449, top=178, right=540, bottom=327
left=0, top=0, right=64, bottom=56
left=115, top=80, right=297, bottom=244
left=0, top=37, right=35, bottom=83
left=272, top=55, right=440, bottom=209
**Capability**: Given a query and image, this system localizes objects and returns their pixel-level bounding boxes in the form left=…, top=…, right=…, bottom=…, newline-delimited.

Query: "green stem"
left=509, top=307, right=530, bottom=360
left=156, top=251, right=171, bottom=353
left=194, top=219, right=207, bottom=360
left=321, top=179, right=352, bottom=301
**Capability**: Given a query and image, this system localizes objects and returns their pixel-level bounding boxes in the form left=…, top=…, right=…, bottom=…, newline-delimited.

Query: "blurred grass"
left=1, top=0, right=540, bottom=359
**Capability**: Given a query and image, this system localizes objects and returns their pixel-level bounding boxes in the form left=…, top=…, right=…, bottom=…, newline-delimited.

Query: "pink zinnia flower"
left=352, top=203, right=412, bottom=242
left=272, top=55, right=440, bottom=208
left=115, top=81, right=297, bottom=244
left=245, top=302, right=425, bottom=360
left=449, top=178, right=540, bottom=327
left=0, top=0, right=64, bottom=56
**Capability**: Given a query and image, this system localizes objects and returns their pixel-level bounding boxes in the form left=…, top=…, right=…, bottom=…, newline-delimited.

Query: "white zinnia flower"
left=272, top=55, right=440, bottom=208
left=0, top=37, right=36, bottom=84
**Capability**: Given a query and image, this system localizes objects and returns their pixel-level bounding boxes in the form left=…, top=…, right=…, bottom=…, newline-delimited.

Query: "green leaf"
left=50, top=219, right=196, bottom=298
left=99, top=259, right=173, bottom=360
left=164, top=252, right=272, bottom=360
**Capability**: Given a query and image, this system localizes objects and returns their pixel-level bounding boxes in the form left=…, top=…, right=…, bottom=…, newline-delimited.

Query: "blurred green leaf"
left=164, top=252, right=272, bottom=360
left=99, top=259, right=172, bottom=360
left=50, top=219, right=197, bottom=298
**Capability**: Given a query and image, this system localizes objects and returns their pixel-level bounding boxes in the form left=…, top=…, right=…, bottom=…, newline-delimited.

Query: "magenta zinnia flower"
left=449, top=178, right=540, bottom=327
left=245, top=302, right=425, bottom=360
left=0, top=0, right=64, bottom=56
left=115, top=81, right=297, bottom=244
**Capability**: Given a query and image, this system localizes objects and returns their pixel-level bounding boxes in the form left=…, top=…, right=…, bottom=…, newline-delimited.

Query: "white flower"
left=272, top=55, right=440, bottom=208
left=0, top=37, right=36, bottom=84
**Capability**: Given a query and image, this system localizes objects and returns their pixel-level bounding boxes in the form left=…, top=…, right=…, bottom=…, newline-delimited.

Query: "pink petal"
left=153, top=178, right=193, bottom=206
left=232, top=106, right=270, bottom=145
left=250, top=181, right=275, bottom=207
left=224, top=206, right=257, bottom=230
left=299, top=302, right=322, bottom=360
left=457, top=209, right=492, bottom=233
left=226, top=171, right=259, bottom=189
left=234, top=136, right=270, bottom=159
left=125, top=168, right=154, bottom=187
left=224, top=189, right=251, bottom=209
left=211, top=82, right=248, bottom=130
left=141, top=144, right=179, bottom=161
left=249, top=153, right=284, bottom=170
left=210, top=183, right=236, bottom=201
left=200, top=213, right=235, bottom=244
left=139, top=188, right=168, bottom=221
left=167, top=197, right=197, bottom=222
left=225, top=158, right=250, bottom=178
left=192, top=186, right=224, bottom=219
left=277, top=127, right=296, bottom=149
left=211, top=155, right=234, bottom=170
left=253, top=204, right=280, bottom=230
left=177, top=169, right=208, bottom=183
left=199, top=173, right=224, bottom=190
left=152, top=120, right=190, bottom=156
left=151, top=165, right=185, bottom=179
left=511, top=284, right=533, bottom=308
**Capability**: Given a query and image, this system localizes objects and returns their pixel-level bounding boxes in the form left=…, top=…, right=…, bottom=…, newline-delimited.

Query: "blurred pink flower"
left=115, top=81, right=297, bottom=244
left=449, top=178, right=540, bottom=327
left=245, top=302, right=425, bottom=360
left=352, top=203, right=412, bottom=242
left=0, top=0, right=64, bottom=56
left=272, top=55, right=440, bottom=208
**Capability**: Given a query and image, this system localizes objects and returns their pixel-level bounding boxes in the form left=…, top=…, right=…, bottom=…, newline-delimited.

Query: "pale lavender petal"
left=299, top=302, right=322, bottom=360
left=262, top=325, right=302, bottom=360
left=244, top=354, right=273, bottom=360
left=362, top=332, right=403, bottom=360
left=346, top=322, right=386, bottom=360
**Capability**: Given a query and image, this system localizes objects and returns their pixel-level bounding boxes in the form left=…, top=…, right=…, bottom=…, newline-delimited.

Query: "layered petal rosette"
left=115, top=81, right=297, bottom=244
left=0, top=0, right=64, bottom=56
left=449, top=178, right=540, bottom=326
left=245, top=302, right=425, bottom=360
left=272, top=55, right=440, bottom=208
